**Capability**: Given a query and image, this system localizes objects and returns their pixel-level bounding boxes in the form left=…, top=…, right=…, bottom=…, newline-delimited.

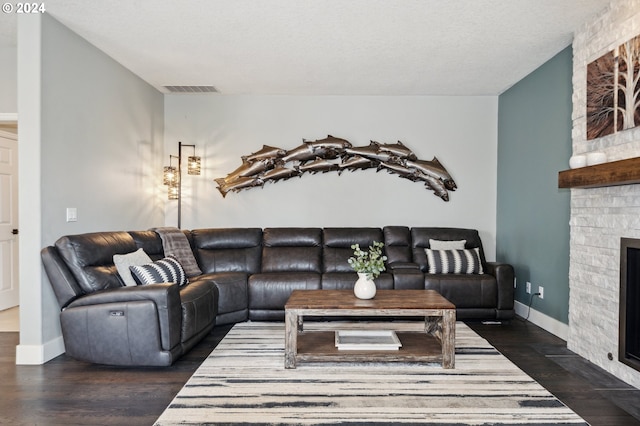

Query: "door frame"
left=0, top=126, right=19, bottom=313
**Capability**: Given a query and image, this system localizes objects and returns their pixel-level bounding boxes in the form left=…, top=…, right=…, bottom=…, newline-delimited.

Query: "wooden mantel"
left=558, top=157, right=640, bottom=189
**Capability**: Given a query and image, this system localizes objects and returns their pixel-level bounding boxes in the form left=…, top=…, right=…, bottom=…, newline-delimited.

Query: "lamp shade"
left=168, top=183, right=179, bottom=200
left=188, top=156, right=201, bottom=175
left=163, top=166, right=178, bottom=185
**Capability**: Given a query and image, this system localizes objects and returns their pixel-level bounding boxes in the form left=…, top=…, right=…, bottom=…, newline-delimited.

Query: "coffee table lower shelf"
left=296, top=331, right=445, bottom=364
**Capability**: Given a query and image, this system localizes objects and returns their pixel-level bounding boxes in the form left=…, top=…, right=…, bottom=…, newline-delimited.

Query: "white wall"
left=164, top=95, right=498, bottom=258
left=17, top=13, right=165, bottom=363
left=40, top=15, right=165, bottom=243
left=0, top=46, right=17, bottom=113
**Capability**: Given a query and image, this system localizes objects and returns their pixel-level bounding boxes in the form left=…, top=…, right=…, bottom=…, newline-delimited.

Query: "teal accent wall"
left=497, top=46, right=572, bottom=323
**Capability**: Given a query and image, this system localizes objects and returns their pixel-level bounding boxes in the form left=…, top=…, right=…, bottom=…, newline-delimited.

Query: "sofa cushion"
left=383, top=226, right=412, bottom=264
left=323, top=228, right=384, bottom=273
left=263, top=228, right=322, bottom=247
left=424, top=274, right=497, bottom=308
left=178, top=280, right=218, bottom=343
left=425, top=248, right=483, bottom=274
left=262, top=247, right=323, bottom=272
left=113, top=248, right=152, bottom=286
left=261, top=228, right=323, bottom=273
left=128, top=230, right=165, bottom=260
left=192, top=228, right=263, bottom=274
left=55, top=232, right=138, bottom=294
left=130, top=256, right=188, bottom=286
left=191, top=272, right=248, bottom=316
left=248, top=273, right=321, bottom=310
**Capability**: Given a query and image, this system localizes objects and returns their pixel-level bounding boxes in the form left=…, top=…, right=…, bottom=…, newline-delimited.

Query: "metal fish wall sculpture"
left=215, top=135, right=457, bottom=201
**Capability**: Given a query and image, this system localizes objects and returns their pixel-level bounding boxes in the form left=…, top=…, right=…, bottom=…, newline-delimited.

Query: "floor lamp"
left=163, top=142, right=201, bottom=228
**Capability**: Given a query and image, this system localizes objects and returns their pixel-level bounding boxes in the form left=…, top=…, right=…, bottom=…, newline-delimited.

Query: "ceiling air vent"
left=163, top=86, right=219, bottom=94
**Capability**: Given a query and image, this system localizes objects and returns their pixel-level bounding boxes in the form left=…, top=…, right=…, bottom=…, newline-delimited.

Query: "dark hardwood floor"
left=0, top=318, right=639, bottom=425
left=468, top=319, right=640, bottom=426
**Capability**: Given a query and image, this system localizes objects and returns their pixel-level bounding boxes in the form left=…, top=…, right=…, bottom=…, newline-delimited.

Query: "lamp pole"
left=176, top=141, right=200, bottom=228
left=177, top=142, right=183, bottom=229
left=165, top=141, right=199, bottom=229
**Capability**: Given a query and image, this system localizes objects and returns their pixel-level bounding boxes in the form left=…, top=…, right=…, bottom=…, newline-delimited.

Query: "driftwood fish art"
left=221, top=158, right=274, bottom=184
left=306, top=135, right=352, bottom=151
left=338, top=155, right=376, bottom=174
left=261, top=165, right=300, bottom=183
left=281, top=143, right=316, bottom=163
left=297, top=157, right=339, bottom=174
left=405, top=158, right=457, bottom=190
left=417, top=172, right=450, bottom=201
left=214, top=135, right=457, bottom=200
left=371, top=140, right=417, bottom=160
left=344, top=143, right=395, bottom=163
left=215, top=176, right=263, bottom=198
left=242, top=145, right=286, bottom=162
left=377, top=161, right=418, bottom=180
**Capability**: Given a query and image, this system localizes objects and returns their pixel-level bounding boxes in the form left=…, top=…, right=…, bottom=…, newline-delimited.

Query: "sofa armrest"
left=66, top=283, right=182, bottom=352
left=388, top=262, right=423, bottom=289
left=41, top=246, right=84, bottom=309
left=485, top=262, right=514, bottom=310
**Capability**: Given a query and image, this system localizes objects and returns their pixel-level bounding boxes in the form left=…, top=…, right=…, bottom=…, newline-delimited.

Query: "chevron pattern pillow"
left=130, top=255, right=188, bottom=286
left=425, top=248, right=483, bottom=274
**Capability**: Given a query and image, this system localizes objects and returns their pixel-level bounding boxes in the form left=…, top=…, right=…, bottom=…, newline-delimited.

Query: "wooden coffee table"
left=284, top=289, right=456, bottom=369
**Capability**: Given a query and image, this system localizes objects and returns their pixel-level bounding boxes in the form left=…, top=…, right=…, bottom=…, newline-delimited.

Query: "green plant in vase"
left=347, top=241, right=387, bottom=280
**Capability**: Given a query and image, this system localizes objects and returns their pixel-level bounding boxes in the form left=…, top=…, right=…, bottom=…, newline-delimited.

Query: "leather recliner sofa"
left=41, top=231, right=218, bottom=366
left=41, top=226, right=514, bottom=366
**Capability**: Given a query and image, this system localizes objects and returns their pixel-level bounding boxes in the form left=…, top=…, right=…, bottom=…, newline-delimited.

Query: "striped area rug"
left=155, top=322, right=587, bottom=425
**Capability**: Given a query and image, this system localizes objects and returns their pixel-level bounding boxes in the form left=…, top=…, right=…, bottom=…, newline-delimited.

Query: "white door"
left=0, top=130, right=18, bottom=311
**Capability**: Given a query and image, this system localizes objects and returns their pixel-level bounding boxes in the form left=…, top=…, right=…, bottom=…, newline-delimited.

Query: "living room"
left=1, top=0, right=640, bottom=424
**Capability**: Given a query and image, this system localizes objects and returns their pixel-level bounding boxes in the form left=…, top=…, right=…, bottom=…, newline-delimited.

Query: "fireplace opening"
left=620, top=238, right=640, bottom=372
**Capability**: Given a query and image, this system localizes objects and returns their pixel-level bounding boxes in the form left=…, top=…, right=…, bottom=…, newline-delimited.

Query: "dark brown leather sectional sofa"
left=41, top=226, right=514, bottom=366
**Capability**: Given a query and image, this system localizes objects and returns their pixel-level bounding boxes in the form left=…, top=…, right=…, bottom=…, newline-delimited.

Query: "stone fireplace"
left=568, top=0, right=640, bottom=388
left=620, top=238, right=640, bottom=373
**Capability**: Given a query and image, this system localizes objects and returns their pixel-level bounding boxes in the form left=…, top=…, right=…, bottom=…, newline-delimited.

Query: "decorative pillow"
left=130, top=255, right=188, bottom=286
left=425, top=248, right=483, bottom=274
left=429, top=239, right=466, bottom=250
left=113, top=248, right=152, bottom=287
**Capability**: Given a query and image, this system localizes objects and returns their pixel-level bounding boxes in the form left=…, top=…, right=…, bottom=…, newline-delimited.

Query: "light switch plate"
left=66, top=207, right=77, bottom=222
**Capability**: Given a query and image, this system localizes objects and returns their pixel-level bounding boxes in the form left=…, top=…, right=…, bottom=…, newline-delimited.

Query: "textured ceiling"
left=0, top=0, right=611, bottom=95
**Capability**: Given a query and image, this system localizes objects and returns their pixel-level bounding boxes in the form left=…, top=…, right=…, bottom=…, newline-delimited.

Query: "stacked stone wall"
left=569, top=0, right=640, bottom=388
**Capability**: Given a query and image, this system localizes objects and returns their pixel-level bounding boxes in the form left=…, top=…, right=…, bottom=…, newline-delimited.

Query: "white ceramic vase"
left=569, top=154, right=587, bottom=169
left=586, top=151, right=607, bottom=166
left=354, top=272, right=376, bottom=299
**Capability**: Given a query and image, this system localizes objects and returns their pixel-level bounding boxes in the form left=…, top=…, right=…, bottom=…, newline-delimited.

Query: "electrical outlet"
left=538, top=286, right=544, bottom=299
left=526, top=281, right=531, bottom=294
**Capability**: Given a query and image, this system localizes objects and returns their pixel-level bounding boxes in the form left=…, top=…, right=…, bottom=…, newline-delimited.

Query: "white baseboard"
left=15, top=336, right=65, bottom=365
left=0, top=113, right=18, bottom=122
left=514, top=300, right=569, bottom=341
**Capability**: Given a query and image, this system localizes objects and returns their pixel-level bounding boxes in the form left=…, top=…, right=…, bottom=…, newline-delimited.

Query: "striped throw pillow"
left=130, top=255, right=188, bottom=286
left=425, top=248, right=483, bottom=274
